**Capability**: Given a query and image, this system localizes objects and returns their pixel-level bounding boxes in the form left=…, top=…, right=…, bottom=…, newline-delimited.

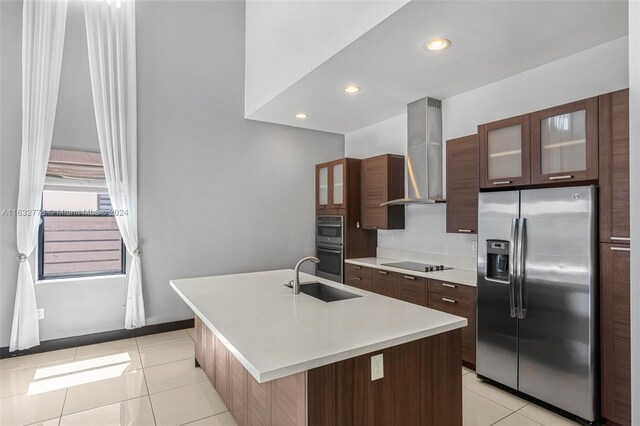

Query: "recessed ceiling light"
left=344, top=86, right=361, bottom=94
left=425, top=38, right=450, bottom=51
left=295, top=113, right=308, bottom=119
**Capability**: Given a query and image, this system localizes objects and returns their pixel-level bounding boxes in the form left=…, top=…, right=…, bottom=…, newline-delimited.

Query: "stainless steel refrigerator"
left=477, top=185, right=597, bottom=422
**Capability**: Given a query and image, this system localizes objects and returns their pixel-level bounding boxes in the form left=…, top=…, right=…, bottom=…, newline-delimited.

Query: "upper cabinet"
left=479, top=115, right=531, bottom=189
left=361, top=154, right=405, bottom=230
left=479, top=96, right=601, bottom=189
left=531, top=97, right=598, bottom=184
left=446, top=135, right=479, bottom=234
left=599, top=89, right=630, bottom=244
left=317, top=164, right=330, bottom=208
left=332, top=162, right=344, bottom=206
left=316, top=159, right=348, bottom=212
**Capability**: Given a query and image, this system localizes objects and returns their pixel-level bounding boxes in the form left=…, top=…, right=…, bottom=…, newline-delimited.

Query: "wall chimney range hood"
left=381, top=97, right=445, bottom=206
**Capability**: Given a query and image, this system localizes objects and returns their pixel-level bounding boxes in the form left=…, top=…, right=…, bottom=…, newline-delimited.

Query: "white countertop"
left=170, top=270, right=467, bottom=383
left=345, top=257, right=477, bottom=287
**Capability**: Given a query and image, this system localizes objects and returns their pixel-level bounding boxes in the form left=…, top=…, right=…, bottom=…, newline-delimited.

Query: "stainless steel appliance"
left=316, top=216, right=344, bottom=282
left=381, top=261, right=452, bottom=272
left=477, top=186, right=597, bottom=422
left=316, top=216, right=343, bottom=245
left=381, top=97, right=445, bottom=206
left=315, top=243, right=343, bottom=282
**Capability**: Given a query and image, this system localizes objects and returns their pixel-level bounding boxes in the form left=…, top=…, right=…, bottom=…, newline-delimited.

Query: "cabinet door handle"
left=353, top=276, right=362, bottom=281
left=403, top=275, right=416, bottom=280
left=493, top=180, right=512, bottom=185
left=549, top=175, right=573, bottom=181
left=611, top=247, right=631, bottom=252
left=353, top=265, right=362, bottom=269
left=441, top=283, right=456, bottom=288
left=377, top=270, right=388, bottom=275
left=442, top=297, right=457, bottom=304
left=458, top=229, right=473, bottom=233
left=611, top=237, right=631, bottom=241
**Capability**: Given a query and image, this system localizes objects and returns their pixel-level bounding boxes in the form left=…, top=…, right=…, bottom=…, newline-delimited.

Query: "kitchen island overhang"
left=171, top=269, right=467, bottom=425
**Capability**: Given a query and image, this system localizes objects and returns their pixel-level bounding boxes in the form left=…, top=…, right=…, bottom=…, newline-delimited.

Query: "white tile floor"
left=0, top=329, right=581, bottom=426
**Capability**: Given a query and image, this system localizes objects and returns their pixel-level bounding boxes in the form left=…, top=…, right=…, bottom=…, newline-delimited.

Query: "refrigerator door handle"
left=509, top=218, right=519, bottom=318
left=516, top=217, right=527, bottom=319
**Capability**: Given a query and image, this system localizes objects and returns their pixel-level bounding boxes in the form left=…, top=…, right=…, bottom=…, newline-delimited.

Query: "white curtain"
left=85, top=0, right=144, bottom=328
left=10, top=0, right=68, bottom=352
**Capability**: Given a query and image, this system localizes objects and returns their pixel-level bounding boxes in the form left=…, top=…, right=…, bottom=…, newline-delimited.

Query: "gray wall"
left=0, top=0, right=344, bottom=347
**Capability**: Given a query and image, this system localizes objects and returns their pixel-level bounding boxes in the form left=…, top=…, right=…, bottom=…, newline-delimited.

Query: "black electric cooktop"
left=382, top=261, right=453, bottom=273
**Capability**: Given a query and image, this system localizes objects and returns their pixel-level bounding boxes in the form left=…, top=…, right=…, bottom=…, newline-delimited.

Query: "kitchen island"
left=170, top=269, right=467, bottom=425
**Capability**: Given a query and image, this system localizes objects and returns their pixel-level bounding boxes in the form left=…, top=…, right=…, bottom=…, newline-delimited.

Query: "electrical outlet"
left=388, top=235, right=394, bottom=244
left=37, top=308, right=44, bottom=320
left=471, top=241, right=478, bottom=252
left=371, top=353, right=384, bottom=381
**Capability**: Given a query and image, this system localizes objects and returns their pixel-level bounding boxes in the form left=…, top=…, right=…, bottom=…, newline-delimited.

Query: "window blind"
left=44, top=149, right=107, bottom=193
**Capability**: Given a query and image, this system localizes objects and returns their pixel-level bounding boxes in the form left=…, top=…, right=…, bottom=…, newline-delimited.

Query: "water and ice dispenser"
left=486, top=240, right=510, bottom=282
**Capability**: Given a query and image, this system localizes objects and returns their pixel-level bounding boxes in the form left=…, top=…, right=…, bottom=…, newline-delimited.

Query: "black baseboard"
left=0, top=318, right=194, bottom=359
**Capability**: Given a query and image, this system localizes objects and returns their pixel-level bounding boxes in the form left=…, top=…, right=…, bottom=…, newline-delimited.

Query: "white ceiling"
left=246, top=0, right=628, bottom=135
left=244, top=0, right=409, bottom=117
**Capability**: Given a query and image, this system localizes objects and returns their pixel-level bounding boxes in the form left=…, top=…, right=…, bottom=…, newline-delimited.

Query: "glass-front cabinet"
left=479, top=115, right=531, bottom=188
left=317, top=165, right=329, bottom=209
left=332, top=162, right=344, bottom=207
left=315, top=159, right=347, bottom=211
left=531, top=97, right=598, bottom=184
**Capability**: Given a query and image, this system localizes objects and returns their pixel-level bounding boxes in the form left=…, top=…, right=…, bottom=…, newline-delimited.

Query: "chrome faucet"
left=292, top=256, right=320, bottom=294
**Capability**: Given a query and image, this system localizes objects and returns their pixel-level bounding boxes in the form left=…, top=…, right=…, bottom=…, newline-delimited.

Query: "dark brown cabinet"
left=345, top=263, right=373, bottom=291
left=599, top=89, right=630, bottom=244
left=479, top=114, right=531, bottom=189
left=446, top=135, right=479, bottom=234
left=315, top=158, right=377, bottom=274
left=600, top=243, right=631, bottom=426
left=344, top=264, right=476, bottom=368
left=599, top=89, right=631, bottom=426
left=397, top=274, right=427, bottom=306
left=531, top=97, right=598, bottom=184
left=479, top=96, right=603, bottom=189
left=427, top=280, right=476, bottom=367
left=372, top=269, right=398, bottom=298
left=316, top=158, right=354, bottom=213
left=360, top=154, right=405, bottom=230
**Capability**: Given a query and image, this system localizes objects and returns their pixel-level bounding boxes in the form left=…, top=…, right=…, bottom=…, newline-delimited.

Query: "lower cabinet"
left=398, top=274, right=427, bottom=306
left=344, top=264, right=477, bottom=367
left=345, top=263, right=373, bottom=291
left=427, top=280, right=476, bottom=368
left=600, top=243, right=631, bottom=426
left=372, top=269, right=398, bottom=298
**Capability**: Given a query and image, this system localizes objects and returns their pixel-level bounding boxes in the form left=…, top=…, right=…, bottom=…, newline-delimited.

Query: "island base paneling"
left=307, top=329, right=462, bottom=426
left=195, top=316, right=307, bottom=426
left=194, top=316, right=462, bottom=426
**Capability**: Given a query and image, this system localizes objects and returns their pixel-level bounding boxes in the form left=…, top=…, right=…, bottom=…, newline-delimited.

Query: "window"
left=38, top=149, right=125, bottom=280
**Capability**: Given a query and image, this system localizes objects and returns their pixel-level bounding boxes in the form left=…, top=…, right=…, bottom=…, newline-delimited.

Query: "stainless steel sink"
left=285, top=282, right=361, bottom=302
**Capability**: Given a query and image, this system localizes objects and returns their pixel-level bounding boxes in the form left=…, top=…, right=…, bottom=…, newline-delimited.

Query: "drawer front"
left=374, top=268, right=396, bottom=281
left=429, top=293, right=468, bottom=316
left=345, top=263, right=373, bottom=278
left=429, top=292, right=476, bottom=366
left=397, top=274, right=427, bottom=306
left=429, top=279, right=474, bottom=301
left=373, top=270, right=398, bottom=298
left=345, top=274, right=372, bottom=291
